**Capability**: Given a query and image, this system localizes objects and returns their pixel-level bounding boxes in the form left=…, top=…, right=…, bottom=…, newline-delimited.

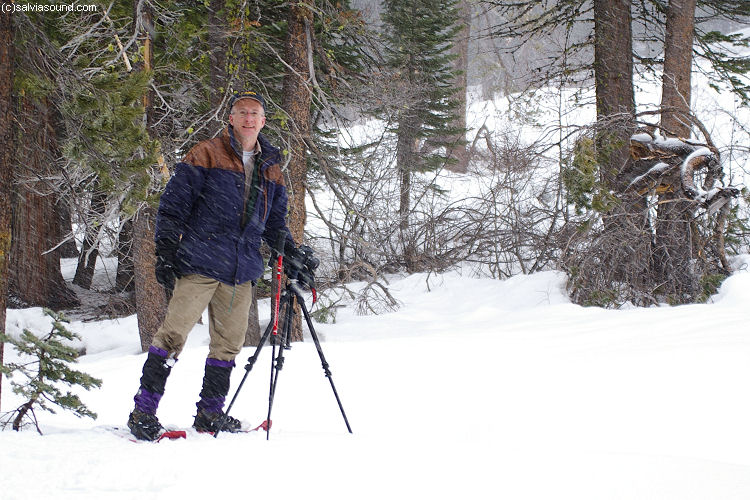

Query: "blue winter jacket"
left=155, top=126, right=293, bottom=285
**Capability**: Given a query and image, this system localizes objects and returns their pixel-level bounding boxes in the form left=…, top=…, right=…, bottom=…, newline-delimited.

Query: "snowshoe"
left=193, top=409, right=243, bottom=434
left=127, top=408, right=165, bottom=441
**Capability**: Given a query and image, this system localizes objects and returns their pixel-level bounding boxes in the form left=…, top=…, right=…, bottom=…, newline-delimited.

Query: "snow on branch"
left=625, top=161, right=672, bottom=193
left=626, top=131, right=739, bottom=214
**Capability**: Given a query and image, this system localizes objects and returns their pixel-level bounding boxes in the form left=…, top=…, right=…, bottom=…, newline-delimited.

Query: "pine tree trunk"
left=115, top=217, right=134, bottom=292
left=591, top=0, right=654, bottom=292
left=396, top=129, right=416, bottom=270
left=12, top=399, right=35, bottom=431
left=593, top=0, right=635, bottom=193
left=396, top=13, right=419, bottom=272
left=283, top=1, right=312, bottom=253
left=133, top=0, right=167, bottom=350
left=655, top=0, right=699, bottom=301
left=56, top=200, right=79, bottom=258
left=206, top=0, right=227, bottom=139
left=72, top=187, right=106, bottom=290
left=244, top=296, right=260, bottom=346
left=447, top=0, right=470, bottom=173
left=133, top=207, right=167, bottom=351
left=0, top=0, right=16, bottom=410
left=9, top=96, right=78, bottom=309
left=281, top=0, right=313, bottom=342
left=661, top=0, right=696, bottom=140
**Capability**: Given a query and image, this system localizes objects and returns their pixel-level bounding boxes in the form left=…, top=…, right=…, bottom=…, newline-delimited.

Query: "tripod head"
left=284, top=244, right=319, bottom=290
left=270, top=232, right=319, bottom=291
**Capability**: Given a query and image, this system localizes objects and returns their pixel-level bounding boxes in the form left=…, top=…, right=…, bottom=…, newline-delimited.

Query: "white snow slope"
left=2, top=258, right=750, bottom=500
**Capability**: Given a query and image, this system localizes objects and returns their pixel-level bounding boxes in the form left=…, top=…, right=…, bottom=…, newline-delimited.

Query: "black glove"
left=155, top=239, right=179, bottom=292
left=284, top=239, right=299, bottom=260
left=268, top=232, right=296, bottom=267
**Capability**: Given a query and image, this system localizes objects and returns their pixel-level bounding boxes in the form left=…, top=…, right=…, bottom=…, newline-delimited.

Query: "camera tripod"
left=214, top=274, right=353, bottom=439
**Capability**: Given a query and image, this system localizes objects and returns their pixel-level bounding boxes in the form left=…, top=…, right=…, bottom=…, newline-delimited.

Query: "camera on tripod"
left=284, top=244, right=319, bottom=290
left=219, top=237, right=351, bottom=439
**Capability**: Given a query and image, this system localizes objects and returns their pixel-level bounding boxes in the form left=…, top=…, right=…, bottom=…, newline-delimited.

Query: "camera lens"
left=307, top=256, right=320, bottom=271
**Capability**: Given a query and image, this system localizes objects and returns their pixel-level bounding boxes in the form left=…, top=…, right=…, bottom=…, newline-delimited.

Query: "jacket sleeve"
left=155, top=161, right=207, bottom=244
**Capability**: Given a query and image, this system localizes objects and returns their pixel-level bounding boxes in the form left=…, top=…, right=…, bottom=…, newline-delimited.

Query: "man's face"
left=229, top=98, right=266, bottom=149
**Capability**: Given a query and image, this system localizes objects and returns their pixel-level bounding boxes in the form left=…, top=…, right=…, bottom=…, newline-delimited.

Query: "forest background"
left=0, top=0, right=749, bottom=409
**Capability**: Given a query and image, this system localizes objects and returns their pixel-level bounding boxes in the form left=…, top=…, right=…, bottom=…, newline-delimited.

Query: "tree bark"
left=244, top=295, right=261, bottom=346
left=396, top=122, right=417, bottom=270
left=593, top=0, right=635, bottom=193
left=133, top=207, right=168, bottom=351
left=0, top=0, right=16, bottom=409
left=661, top=0, right=696, bottom=139
left=395, top=2, right=421, bottom=271
left=9, top=96, right=78, bottom=309
left=447, top=0, right=470, bottom=173
left=56, top=200, right=79, bottom=258
left=283, top=1, right=312, bottom=250
left=205, top=0, right=227, bottom=140
left=133, top=0, right=167, bottom=350
left=281, top=0, right=313, bottom=342
left=72, top=186, right=106, bottom=290
left=115, top=217, right=134, bottom=292
left=591, top=0, right=655, bottom=294
left=655, top=0, right=699, bottom=301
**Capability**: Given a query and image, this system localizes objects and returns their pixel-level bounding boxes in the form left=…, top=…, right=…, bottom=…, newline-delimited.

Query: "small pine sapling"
left=0, top=309, right=102, bottom=433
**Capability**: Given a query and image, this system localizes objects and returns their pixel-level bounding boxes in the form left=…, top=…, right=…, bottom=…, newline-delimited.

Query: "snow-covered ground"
left=2, top=255, right=750, bottom=499
left=2, top=24, right=749, bottom=500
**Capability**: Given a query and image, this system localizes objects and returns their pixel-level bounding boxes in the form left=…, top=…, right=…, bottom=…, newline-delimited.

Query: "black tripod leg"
left=266, top=329, right=277, bottom=440
left=299, top=298, right=353, bottom=434
left=214, top=293, right=284, bottom=439
left=266, top=291, right=295, bottom=439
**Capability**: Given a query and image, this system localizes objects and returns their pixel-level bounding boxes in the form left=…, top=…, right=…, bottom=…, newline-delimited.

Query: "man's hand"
left=284, top=239, right=300, bottom=261
left=155, top=239, right=179, bottom=292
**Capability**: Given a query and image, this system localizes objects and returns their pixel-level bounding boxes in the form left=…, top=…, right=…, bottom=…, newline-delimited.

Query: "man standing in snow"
left=127, top=90, right=297, bottom=441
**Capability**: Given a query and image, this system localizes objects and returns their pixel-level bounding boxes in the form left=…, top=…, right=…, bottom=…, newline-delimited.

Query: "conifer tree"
left=0, top=0, right=15, bottom=409
left=7, top=7, right=83, bottom=307
left=381, top=0, right=463, bottom=271
left=5, top=1, right=159, bottom=302
left=0, top=310, right=102, bottom=433
left=10, top=93, right=80, bottom=308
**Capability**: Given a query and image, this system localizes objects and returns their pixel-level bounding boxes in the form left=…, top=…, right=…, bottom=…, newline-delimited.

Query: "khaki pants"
left=152, top=274, right=254, bottom=361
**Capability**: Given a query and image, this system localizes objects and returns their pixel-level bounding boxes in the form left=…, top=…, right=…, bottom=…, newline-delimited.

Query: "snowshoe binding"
left=128, top=408, right=165, bottom=441
left=193, top=408, right=243, bottom=434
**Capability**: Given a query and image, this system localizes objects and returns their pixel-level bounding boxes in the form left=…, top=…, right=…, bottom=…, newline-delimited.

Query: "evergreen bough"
left=381, top=0, right=464, bottom=172
left=0, top=310, right=102, bottom=433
